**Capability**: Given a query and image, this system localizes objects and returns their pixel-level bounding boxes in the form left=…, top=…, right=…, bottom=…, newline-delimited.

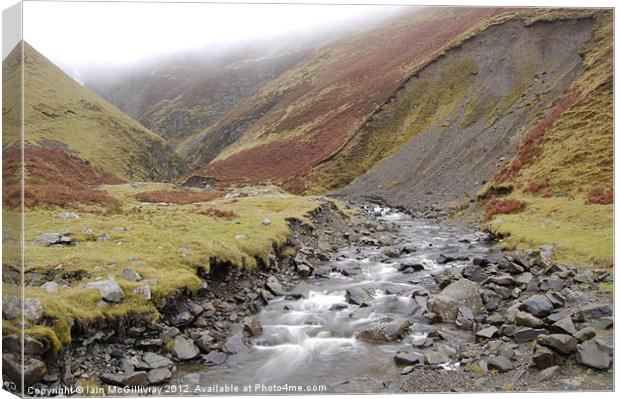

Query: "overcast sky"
left=21, top=1, right=409, bottom=69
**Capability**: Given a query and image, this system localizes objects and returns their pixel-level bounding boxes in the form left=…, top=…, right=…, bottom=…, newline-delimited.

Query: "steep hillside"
left=86, top=46, right=308, bottom=145
left=336, top=13, right=594, bottom=207
left=181, top=7, right=510, bottom=190
left=2, top=42, right=182, bottom=183
left=480, top=10, right=613, bottom=266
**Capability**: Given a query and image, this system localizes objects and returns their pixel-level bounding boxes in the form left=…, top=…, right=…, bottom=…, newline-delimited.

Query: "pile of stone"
left=394, top=247, right=613, bottom=375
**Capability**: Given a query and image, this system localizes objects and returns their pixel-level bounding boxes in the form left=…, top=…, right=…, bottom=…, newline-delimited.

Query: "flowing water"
left=181, top=207, right=494, bottom=393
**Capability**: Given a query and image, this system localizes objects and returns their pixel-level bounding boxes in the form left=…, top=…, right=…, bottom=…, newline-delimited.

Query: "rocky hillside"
left=2, top=42, right=182, bottom=184
left=336, top=12, right=594, bottom=207
left=180, top=7, right=510, bottom=191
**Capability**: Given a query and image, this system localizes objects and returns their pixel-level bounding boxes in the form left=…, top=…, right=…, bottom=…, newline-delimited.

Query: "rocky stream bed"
left=4, top=202, right=614, bottom=394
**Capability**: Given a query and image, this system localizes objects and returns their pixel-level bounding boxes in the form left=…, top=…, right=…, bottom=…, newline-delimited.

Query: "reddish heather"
left=586, top=187, right=613, bottom=205
left=192, top=8, right=509, bottom=191
left=496, top=91, right=580, bottom=183
left=523, top=179, right=551, bottom=194
left=2, top=146, right=124, bottom=208
left=485, top=199, right=527, bottom=221
left=134, top=189, right=224, bottom=205
left=198, top=208, right=237, bottom=219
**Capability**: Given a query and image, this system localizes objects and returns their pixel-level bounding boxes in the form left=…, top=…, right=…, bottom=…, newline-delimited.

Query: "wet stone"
left=573, top=304, right=612, bottom=321
left=512, top=327, right=548, bottom=344
left=147, top=368, right=172, bottom=384
left=573, top=327, right=596, bottom=343
left=462, top=265, right=487, bottom=283
left=549, top=317, right=577, bottom=335
left=576, top=339, right=612, bottom=370
left=532, top=345, right=562, bottom=369
left=425, top=350, right=450, bottom=365
left=487, top=355, right=513, bottom=372
left=519, top=294, right=554, bottom=318
left=394, top=351, right=424, bottom=366
left=100, top=371, right=148, bottom=387
left=537, top=334, right=577, bottom=355
left=172, top=336, right=199, bottom=360
left=203, top=350, right=227, bottom=366
left=515, top=311, right=544, bottom=328
left=476, top=326, right=498, bottom=340
left=538, top=366, right=560, bottom=381
left=346, top=287, right=372, bottom=306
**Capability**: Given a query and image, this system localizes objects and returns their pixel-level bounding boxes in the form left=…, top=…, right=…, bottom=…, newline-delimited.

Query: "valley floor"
left=1, top=185, right=613, bottom=394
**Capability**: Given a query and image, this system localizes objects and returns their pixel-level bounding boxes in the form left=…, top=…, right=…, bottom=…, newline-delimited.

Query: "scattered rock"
left=2, top=354, right=47, bottom=386
left=462, top=265, right=487, bottom=283
left=2, top=296, right=21, bottom=319
left=538, top=366, right=560, bottom=381
left=100, top=371, right=148, bottom=387
left=475, top=326, right=498, bottom=340
left=172, top=336, right=199, bottom=360
left=436, top=254, right=454, bottom=264
left=297, top=264, right=311, bottom=278
left=35, top=232, right=71, bottom=246
left=134, top=286, right=152, bottom=300
left=139, top=338, right=162, bottom=350
left=428, top=279, right=483, bottom=321
left=193, top=332, right=215, bottom=352
left=265, top=277, right=285, bottom=296
left=167, top=311, right=194, bottom=328
left=394, top=351, right=424, bottom=365
left=455, top=306, right=474, bottom=330
left=487, top=355, right=513, bottom=372
left=573, top=327, right=596, bottom=343
left=549, top=317, right=577, bottom=335
left=60, top=212, right=80, bottom=219
left=23, top=298, right=44, bottom=323
left=574, top=271, right=594, bottom=284
left=576, top=339, right=612, bottom=370
left=488, top=274, right=516, bottom=286
left=41, top=281, right=59, bottom=293
left=532, top=345, right=562, bottom=369
left=243, top=318, right=263, bottom=337
left=346, top=287, right=372, bottom=306
left=147, top=368, right=172, bottom=384
left=86, top=278, right=125, bottom=303
left=203, top=350, right=227, bottom=366
left=262, top=218, right=272, bottom=226
left=121, top=267, right=142, bottom=281
left=96, top=233, right=111, bottom=242
left=425, top=350, right=450, bottom=365
left=397, top=262, right=425, bottom=272
left=142, top=352, right=173, bottom=370
left=223, top=333, right=248, bottom=354
left=515, top=311, right=544, bottom=328
left=358, top=318, right=410, bottom=342
left=573, top=304, right=612, bottom=321
left=519, top=294, right=554, bottom=318
left=537, top=334, right=577, bottom=354
left=512, top=327, right=548, bottom=344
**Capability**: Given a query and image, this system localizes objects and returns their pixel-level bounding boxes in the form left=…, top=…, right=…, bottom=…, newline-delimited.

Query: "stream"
left=179, top=207, right=495, bottom=393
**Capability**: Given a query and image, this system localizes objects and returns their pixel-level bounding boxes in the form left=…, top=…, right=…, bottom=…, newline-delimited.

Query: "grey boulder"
left=86, top=278, right=125, bottom=303
left=428, top=279, right=483, bottom=321
left=172, top=336, right=199, bottom=360
left=576, top=339, right=612, bottom=370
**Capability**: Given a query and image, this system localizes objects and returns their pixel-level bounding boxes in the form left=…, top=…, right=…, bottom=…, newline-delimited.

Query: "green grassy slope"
left=2, top=42, right=182, bottom=181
